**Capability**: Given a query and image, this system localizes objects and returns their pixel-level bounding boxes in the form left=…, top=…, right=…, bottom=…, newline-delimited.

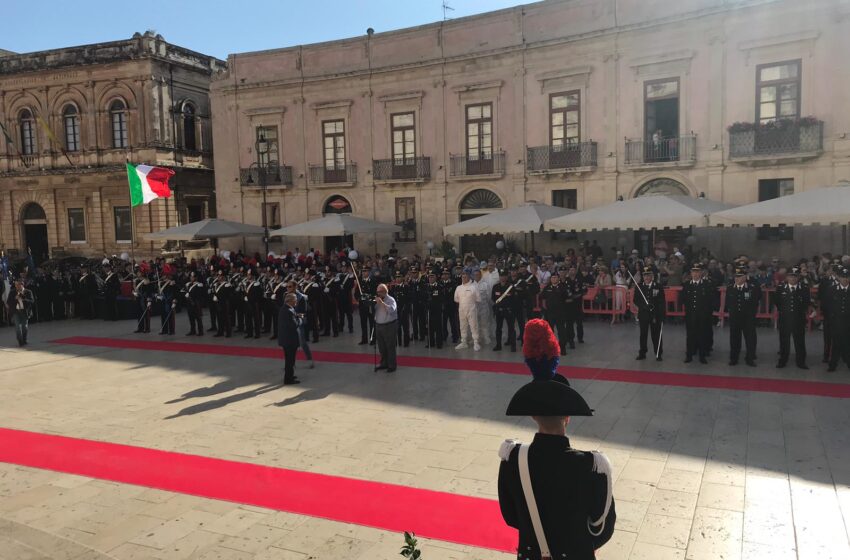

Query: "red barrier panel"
left=664, top=286, right=684, bottom=317
left=120, top=280, right=133, bottom=298
left=583, top=285, right=629, bottom=323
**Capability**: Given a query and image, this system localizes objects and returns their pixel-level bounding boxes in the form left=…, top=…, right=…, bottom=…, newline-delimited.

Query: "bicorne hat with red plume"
left=522, top=319, right=561, bottom=381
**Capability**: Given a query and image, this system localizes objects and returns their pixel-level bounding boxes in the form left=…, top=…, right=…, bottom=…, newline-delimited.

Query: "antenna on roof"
left=442, top=0, right=454, bottom=21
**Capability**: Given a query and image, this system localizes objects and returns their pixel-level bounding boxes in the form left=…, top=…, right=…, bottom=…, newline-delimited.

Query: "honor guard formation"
left=3, top=245, right=850, bottom=375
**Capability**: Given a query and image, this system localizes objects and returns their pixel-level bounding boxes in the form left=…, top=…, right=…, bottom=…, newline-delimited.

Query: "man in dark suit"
left=773, top=267, right=811, bottom=369
left=634, top=266, right=666, bottom=361
left=277, top=292, right=301, bottom=385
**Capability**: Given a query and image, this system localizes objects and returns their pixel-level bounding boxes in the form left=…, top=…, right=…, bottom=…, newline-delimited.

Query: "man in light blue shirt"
left=373, top=283, right=398, bottom=372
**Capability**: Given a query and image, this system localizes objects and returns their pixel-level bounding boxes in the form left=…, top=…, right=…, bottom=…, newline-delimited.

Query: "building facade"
left=0, top=32, right=225, bottom=262
left=211, top=0, right=850, bottom=260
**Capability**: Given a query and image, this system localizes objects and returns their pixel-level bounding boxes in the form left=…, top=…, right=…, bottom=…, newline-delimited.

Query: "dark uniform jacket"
left=773, top=283, right=810, bottom=326
left=634, top=282, right=666, bottom=323
left=498, top=434, right=616, bottom=560
left=541, top=282, right=568, bottom=315
left=492, top=282, right=516, bottom=311
left=725, top=282, right=761, bottom=322
left=681, top=279, right=715, bottom=318
left=826, top=284, right=850, bottom=327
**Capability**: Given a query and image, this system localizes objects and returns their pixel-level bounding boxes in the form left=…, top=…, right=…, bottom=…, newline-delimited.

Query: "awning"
left=269, top=214, right=401, bottom=237
left=709, top=185, right=850, bottom=227
left=444, top=203, right=575, bottom=235
left=145, top=219, right=266, bottom=241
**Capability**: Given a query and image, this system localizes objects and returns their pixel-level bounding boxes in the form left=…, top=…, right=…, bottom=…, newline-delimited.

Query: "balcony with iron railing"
left=728, top=118, right=824, bottom=165
left=526, top=142, right=597, bottom=174
left=373, top=156, right=431, bottom=183
left=308, top=162, right=357, bottom=186
left=624, top=134, right=696, bottom=167
left=239, top=163, right=293, bottom=187
left=449, top=150, right=505, bottom=180
left=1, top=145, right=213, bottom=175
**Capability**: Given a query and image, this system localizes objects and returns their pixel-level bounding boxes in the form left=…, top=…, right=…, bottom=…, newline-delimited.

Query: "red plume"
left=522, top=319, right=560, bottom=360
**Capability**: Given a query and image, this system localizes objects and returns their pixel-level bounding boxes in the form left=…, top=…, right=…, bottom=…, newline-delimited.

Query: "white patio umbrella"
left=145, top=218, right=266, bottom=241
left=544, top=194, right=734, bottom=232
left=709, top=185, right=850, bottom=227
left=268, top=214, right=401, bottom=237
left=443, top=202, right=575, bottom=235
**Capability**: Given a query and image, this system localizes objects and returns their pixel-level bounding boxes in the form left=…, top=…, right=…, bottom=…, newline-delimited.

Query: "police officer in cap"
left=725, top=266, right=760, bottom=366
left=681, top=263, right=715, bottom=364
left=498, top=319, right=616, bottom=560
left=826, top=267, right=850, bottom=372
left=773, top=266, right=811, bottom=369
left=634, top=266, right=665, bottom=361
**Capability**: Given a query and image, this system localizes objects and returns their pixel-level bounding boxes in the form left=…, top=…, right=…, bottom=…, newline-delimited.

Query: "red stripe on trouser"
left=0, top=427, right=516, bottom=552
left=52, top=336, right=850, bottom=398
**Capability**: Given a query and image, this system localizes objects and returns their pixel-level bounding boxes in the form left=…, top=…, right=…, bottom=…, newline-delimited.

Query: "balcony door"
left=465, top=103, right=493, bottom=175
left=391, top=112, right=416, bottom=179
left=644, top=78, right=679, bottom=162
left=323, top=120, right=346, bottom=183
left=550, top=92, right=581, bottom=168
left=756, top=60, right=802, bottom=152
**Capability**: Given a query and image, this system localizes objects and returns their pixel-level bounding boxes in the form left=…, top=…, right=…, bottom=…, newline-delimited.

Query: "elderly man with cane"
left=373, top=283, right=398, bottom=372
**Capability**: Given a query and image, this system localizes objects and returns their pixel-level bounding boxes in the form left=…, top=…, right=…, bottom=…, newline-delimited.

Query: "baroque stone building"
left=0, top=32, right=224, bottom=261
left=211, top=0, right=850, bottom=260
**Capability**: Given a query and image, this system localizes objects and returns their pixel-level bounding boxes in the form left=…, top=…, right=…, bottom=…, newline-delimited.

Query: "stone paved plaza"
left=1, top=316, right=849, bottom=560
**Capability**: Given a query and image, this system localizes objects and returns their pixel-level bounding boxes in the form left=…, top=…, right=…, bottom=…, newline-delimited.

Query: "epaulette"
left=498, top=439, right=520, bottom=461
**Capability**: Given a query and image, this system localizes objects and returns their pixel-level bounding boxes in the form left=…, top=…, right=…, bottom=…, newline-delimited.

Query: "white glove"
left=271, top=294, right=276, bottom=300
left=212, top=296, right=218, bottom=302
left=171, top=303, right=176, bottom=309
left=324, top=288, right=330, bottom=293
left=244, top=297, right=248, bottom=302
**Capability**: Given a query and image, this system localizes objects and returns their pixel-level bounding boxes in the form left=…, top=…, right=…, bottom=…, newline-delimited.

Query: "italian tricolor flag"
left=127, top=163, right=175, bottom=207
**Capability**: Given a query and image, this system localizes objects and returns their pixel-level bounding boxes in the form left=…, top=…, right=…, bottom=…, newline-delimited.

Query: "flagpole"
left=127, top=158, right=136, bottom=264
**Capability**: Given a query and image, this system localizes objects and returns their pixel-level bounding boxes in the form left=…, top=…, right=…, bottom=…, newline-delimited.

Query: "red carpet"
left=53, top=336, right=850, bottom=399
left=0, top=427, right=515, bottom=552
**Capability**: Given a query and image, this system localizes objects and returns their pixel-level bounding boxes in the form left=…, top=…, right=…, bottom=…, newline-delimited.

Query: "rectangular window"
left=64, top=115, right=80, bottom=152
left=391, top=112, right=415, bottom=163
left=256, top=126, right=279, bottom=166
left=551, top=189, right=577, bottom=240
left=323, top=120, right=345, bottom=170
left=466, top=102, right=493, bottom=174
left=67, top=208, right=86, bottom=242
left=757, top=179, right=794, bottom=240
left=262, top=202, right=281, bottom=229
left=757, top=60, right=801, bottom=124
left=112, top=112, right=128, bottom=149
left=549, top=92, right=580, bottom=150
left=395, top=197, right=416, bottom=242
left=113, top=206, right=132, bottom=243
left=187, top=204, right=204, bottom=223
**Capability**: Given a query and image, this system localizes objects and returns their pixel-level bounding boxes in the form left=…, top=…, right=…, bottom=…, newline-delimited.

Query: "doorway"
left=22, top=203, right=49, bottom=264
left=322, top=195, right=353, bottom=255
left=458, top=189, right=503, bottom=259
left=644, top=78, right=680, bottom=162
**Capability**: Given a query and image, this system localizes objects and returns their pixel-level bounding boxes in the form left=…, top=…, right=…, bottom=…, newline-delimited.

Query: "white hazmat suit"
left=454, top=280, right=481, bottom=350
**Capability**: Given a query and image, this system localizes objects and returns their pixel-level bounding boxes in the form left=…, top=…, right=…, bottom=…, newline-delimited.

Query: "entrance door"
left=644, top=79, right=680, bottom=162
left=21, top=203, right=49, bottom=264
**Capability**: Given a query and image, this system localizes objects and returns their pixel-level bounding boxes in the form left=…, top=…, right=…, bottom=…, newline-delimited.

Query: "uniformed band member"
left=390, top=272, right=412, bottom=347
left=492, top=271, right=517, bottom=352
left=102, top=264, right=121, bottom=321
left=79, top=266, right=98, bottom=319
left=441, top=268, right=460, bottom=345
left=184, top=271, right=205, bottom=336
left=826, top=267, right=850, bottom=371
left=425, top=272, right=444, bottom=349
left=133, top=270, right=153, bottom=333
left=338, top=264, right=355, bottom=334
left=213, top=269, right=233, bottom=338
left=773, top=266, right=811, bottom=369
left=158, top=272, right=177, bottom=335
left=681, top=263, right=715, bottom=364
left=321, top=269, right=341, bottom=337
left=498, top=320, right=616, bottom=560
left=725, top=267, right=760, bottom=366
left=243, top=269, right=263, bottom=339
left=356, top=267, right=375, bottom=345
left=634, top=266, right=665, bottom=361
left=565, top=264, right=586, bottom=345
left=540, top=272, right=568, bottom=356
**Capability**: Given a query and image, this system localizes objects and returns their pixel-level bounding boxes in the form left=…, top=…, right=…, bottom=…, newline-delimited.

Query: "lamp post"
left=245, top=133, right=281, bottom=256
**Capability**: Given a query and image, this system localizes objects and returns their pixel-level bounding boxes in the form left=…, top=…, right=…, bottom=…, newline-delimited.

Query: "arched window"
left=63, top=105, right=81, bottom=152
left=110, top=99, right=128, bottom=149
left=459, top=188, right=503, bottom=214
left=182, top=103, right=197, bottom=151
left=19, top=109, right=36, bottom=155
left=634, top=178, right=689, bottom=197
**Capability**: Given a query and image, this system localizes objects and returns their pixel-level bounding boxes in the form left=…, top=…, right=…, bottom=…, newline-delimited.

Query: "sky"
left=3, top=0, right=528, bottom=59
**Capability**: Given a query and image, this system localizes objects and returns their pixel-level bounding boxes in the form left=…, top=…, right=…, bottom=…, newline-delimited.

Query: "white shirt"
left=374, top=294, right=398, bottom=324
left=454, top=281, right=481, bottom=308
left=486, top=269, right=500, bottom=287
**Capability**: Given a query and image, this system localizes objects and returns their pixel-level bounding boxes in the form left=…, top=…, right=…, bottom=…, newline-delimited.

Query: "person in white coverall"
left=454, top=271, right=481, bottom=351
left=474, top=269, right=493, bottom=346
